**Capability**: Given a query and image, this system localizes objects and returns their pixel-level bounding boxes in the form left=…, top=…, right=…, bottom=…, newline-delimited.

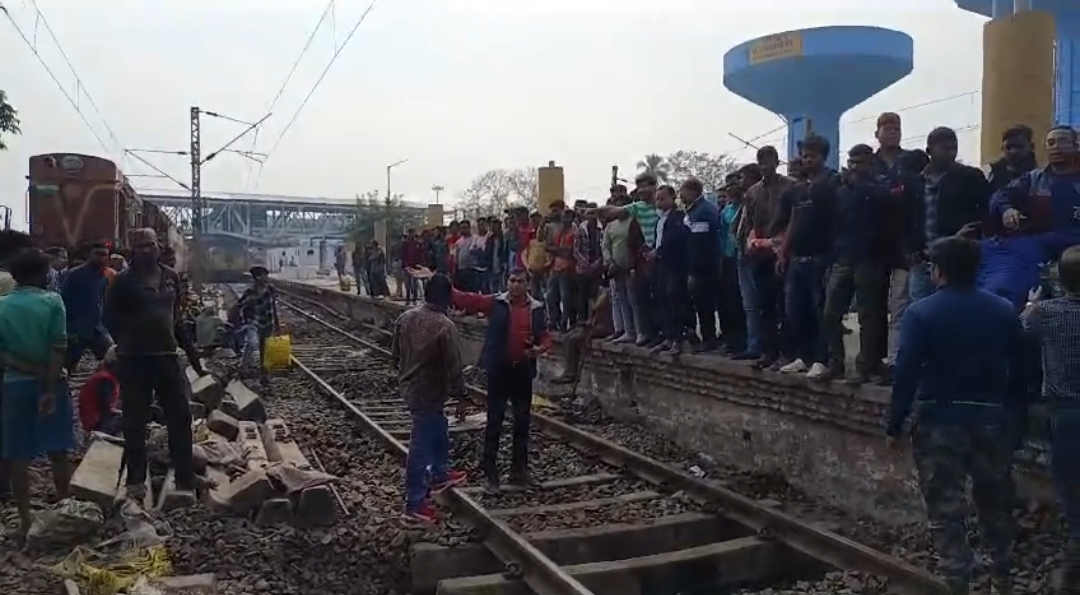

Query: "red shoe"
left=430, top=470, right=467, bottom=495
left=401, top=502, right=439, bottom=527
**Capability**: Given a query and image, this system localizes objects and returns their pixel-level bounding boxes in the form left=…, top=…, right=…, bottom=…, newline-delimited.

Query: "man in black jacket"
left=650, top=185, right=690, bottom=356
left=988, top=125, right=1037, bottom=195
left=905, top=127, right=990, bottom=304
left=821, top=144, right=889, bottom=384
left=776, top=134, right=838, bottom=379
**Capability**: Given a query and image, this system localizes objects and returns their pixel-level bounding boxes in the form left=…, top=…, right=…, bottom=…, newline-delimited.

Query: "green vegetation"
left=0, top=91, right=21, bottom=151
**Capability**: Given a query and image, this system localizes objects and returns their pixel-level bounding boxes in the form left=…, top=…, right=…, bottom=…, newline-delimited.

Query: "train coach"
left=205, top=240, right=252, bottom=283
left=27, top=153, right=188, bottom=269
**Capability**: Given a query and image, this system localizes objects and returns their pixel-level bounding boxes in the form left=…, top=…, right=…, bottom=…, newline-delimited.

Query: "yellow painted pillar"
left=980, top=11, right=1055, bottom=168
left=425, top=204, right=444, bottom=229
left=373, top=219, right=387, bottom=248
left=537, top=160, right=565, bottom=216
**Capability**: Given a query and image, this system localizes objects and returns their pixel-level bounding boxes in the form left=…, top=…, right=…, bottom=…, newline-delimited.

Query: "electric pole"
left=188, top=107, right=270, bottom=289
left=190, top=107, right=203, bottom=286
left=125, top=108, right=269, bottom=289
left=431, top=184, right=444, bottom=204
left=386, top=159, right=408, bottom=202
left=611, top=165, right=618, bottom=188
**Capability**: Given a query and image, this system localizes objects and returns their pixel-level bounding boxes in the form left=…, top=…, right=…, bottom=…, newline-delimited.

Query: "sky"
left=2, top=0, right=987, bottom=230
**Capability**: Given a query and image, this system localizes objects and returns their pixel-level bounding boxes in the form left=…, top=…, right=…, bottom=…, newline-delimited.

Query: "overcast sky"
left=2, top=0, right=986, bottom=229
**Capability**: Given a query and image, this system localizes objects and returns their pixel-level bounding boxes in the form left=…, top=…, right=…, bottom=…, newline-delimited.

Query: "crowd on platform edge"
left=389, top=113, right=1080, bottom=595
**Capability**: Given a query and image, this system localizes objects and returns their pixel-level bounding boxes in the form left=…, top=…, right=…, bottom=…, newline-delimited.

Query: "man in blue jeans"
left=391, top=274, right=468, bottom=525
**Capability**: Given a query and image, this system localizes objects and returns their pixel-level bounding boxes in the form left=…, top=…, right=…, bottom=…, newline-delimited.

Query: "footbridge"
left=141, top=188, right=426, bottom=245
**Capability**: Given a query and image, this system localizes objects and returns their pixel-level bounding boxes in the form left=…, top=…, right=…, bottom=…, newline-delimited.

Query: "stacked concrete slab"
left=70, top=361, right=339, bottom=527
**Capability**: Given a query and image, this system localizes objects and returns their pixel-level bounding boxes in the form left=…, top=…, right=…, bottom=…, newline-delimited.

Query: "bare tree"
left=460, top=169, right=514, bottom=217
left=0, top=91, right=21, bottom=151
left=664, top=150, right=737, bottom=190
left=506, top=167, right=539, bottom=210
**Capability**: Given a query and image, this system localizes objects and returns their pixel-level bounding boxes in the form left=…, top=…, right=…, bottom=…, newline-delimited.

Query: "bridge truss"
left=141, top=189, right=426, bottom=244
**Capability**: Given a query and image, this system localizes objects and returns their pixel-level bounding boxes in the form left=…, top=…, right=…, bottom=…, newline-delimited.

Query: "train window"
left=306, top=249, right=314, bottom=256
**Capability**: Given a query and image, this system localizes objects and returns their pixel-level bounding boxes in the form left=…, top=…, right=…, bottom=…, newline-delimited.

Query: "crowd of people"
left=388, top=115, right=1065, bottom=385
left=0, top=228, right=286, bottom=543
left=390, top=114, right=1080, bottom=595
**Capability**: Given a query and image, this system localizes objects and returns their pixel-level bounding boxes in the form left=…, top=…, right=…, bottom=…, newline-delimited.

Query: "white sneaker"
left=806, top=363, right=829, bottom=379
left=779, top=359, right=807, bottom=374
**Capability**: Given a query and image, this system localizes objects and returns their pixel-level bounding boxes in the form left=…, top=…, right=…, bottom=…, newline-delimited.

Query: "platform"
left=273, top=277, right=1053, bottom=525
left=280, top=274, right=871, bottom=369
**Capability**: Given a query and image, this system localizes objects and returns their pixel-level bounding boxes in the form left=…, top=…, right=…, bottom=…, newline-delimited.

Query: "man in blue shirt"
left=888, top=236, right=1023, bottom=595
left=680, top=177, right=721, bottom=352
left=59, top=241, right=112, bottom=371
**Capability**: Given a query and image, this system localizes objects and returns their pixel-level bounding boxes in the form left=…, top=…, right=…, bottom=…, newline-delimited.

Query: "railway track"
left=239, top=285, right=952, bottom=595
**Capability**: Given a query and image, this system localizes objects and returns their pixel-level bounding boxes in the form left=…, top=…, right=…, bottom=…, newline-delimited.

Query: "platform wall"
left=275, top=280, right=1054, bottom=525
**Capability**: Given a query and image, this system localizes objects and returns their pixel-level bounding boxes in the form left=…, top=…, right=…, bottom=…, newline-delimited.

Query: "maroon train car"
left=27, top=153, right=187, bottom=268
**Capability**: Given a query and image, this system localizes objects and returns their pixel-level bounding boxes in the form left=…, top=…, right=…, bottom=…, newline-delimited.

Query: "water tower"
left=723, top=26, right=914, bottom=167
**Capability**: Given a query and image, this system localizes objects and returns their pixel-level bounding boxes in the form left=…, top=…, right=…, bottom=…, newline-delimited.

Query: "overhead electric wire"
left=727, top=90, right=982, bottom=157
left=264, top=0, right=335, bottom=116
left=262, top=0, right=382, bottom=161
left=847, top=90, right=979, bottom=125
left=2, top=3, right=119, bottom=154
left=27, top=0, right=123, bottom=150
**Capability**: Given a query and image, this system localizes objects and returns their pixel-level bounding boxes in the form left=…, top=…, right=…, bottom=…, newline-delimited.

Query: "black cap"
left=250, top=265, right=269, bottom=277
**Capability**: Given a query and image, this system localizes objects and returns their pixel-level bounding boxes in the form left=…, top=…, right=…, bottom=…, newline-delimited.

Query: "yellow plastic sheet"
left=50, top=545, right=172, bottom=595
left=263, top=334, right=292, bottom=371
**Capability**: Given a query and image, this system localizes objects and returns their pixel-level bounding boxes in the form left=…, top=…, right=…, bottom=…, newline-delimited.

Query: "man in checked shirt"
left=1023, top=245, right=1080, bottom=594
left=391, top=274, right=468, bottom=526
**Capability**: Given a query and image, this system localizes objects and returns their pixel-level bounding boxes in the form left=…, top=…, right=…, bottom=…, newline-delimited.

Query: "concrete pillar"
left=425, top=204, right=444, bottom=229
left=373, top=219, right=387, bottom=249
left=980, top=11, right=1055, bottom=168
left=537, top=160, right=565, bottom=216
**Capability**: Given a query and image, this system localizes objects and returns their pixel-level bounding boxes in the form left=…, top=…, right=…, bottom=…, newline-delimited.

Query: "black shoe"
left=693, top=341, right=719, bottom=354
left=508, top=474, right=537, bottom=490
left=732, top=351, right=760, bottom=361
left=844, top=371, right=867, bottom=386
left=753, top=357, right=776, bottom=370
left=649, top=341, right=671, bottom=355
left=876, top=366, right=894, bottom=386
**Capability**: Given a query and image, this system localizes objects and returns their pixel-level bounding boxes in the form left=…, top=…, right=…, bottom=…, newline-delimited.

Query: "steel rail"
left=274, top=297, right=593, bottom=595
left=270, top=286, right=953, bottom=595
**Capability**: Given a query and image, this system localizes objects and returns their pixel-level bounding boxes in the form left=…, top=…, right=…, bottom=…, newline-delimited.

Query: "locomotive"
left=27, top=153, right=188, bottom=270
